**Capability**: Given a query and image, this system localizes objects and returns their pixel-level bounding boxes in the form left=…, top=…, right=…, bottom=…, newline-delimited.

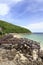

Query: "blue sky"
left=0, top=0, right=43, bottom=32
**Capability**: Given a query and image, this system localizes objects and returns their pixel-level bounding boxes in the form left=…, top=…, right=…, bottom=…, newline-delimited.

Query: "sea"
left=18, top=33, right=43, bottom=50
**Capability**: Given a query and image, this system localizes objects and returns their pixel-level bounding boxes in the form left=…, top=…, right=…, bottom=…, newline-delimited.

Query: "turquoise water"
left=20, top=33, right=43, bottom=49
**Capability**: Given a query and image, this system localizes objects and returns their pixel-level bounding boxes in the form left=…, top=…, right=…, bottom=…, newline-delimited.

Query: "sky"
left=0, top=0, right=43, bottom=32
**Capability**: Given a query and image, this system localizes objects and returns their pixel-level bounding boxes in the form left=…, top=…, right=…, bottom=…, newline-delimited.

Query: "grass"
left=0, top=20, right=31, bottom=34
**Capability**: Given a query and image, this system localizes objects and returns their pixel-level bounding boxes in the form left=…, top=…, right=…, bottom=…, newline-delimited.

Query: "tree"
left=0, top=27, right=3, bottom=35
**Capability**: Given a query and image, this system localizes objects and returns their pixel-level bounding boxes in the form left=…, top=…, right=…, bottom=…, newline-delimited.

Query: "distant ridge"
left=0, top=20, right=31, bottom=34
left=33, top=32, right=43, bottom=34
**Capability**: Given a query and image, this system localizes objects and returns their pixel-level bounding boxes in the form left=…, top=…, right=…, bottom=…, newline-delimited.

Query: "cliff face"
left=0, top=34, right=43, bottom=65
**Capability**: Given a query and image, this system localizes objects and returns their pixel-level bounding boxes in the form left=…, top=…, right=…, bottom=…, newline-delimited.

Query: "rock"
left=40, top=50, right=43, bottom=61
left=0, top=34, right=43, bottom=65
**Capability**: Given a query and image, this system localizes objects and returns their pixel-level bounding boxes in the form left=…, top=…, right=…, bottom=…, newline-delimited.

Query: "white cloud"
left=28, top=22, right=43, bottom=29
left=0, top=4, right=10, bottom=16
left=30, top=0, right=43, bottom=3
left=12, top=0, right=22, bottom=3
left=28, top=7, right=43, bottom=13
left=25, top=0, right=43, bottom=13
left=0, top=0, right=22, bottom=5
left=34, top=0, right=43, bottom=2
left=7, top=0, right=22, bottom=5
left=24, top=22, right=43, bottom=32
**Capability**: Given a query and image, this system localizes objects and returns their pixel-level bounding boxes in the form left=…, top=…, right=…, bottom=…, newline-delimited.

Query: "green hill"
left=0, top=20, right=31, bottom=34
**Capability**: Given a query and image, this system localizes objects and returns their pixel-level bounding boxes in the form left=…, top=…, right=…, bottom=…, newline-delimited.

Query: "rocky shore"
left=0, top=34, right=43, bottom=65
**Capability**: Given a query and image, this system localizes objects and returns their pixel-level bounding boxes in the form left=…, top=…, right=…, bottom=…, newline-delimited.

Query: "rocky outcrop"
left=39, top=50, right=43, bottom=61
left=0, top=34, right=43, bottom=65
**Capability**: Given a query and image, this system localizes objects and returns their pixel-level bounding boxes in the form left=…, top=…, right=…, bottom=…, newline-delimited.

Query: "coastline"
left=1, top=33, right=43, bottom=50
left=13, top=34, right=43, bottom=50
left=14, top=33, right=43, bottom=50
left=0, top=34, right=43, bottom=65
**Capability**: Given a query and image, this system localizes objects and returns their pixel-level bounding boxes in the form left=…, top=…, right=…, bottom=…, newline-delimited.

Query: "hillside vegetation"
left=0, top=20, right=31, bottom=34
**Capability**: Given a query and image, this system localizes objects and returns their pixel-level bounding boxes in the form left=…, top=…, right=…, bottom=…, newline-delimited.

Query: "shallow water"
left=19, top=33, right=43, bottom=49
